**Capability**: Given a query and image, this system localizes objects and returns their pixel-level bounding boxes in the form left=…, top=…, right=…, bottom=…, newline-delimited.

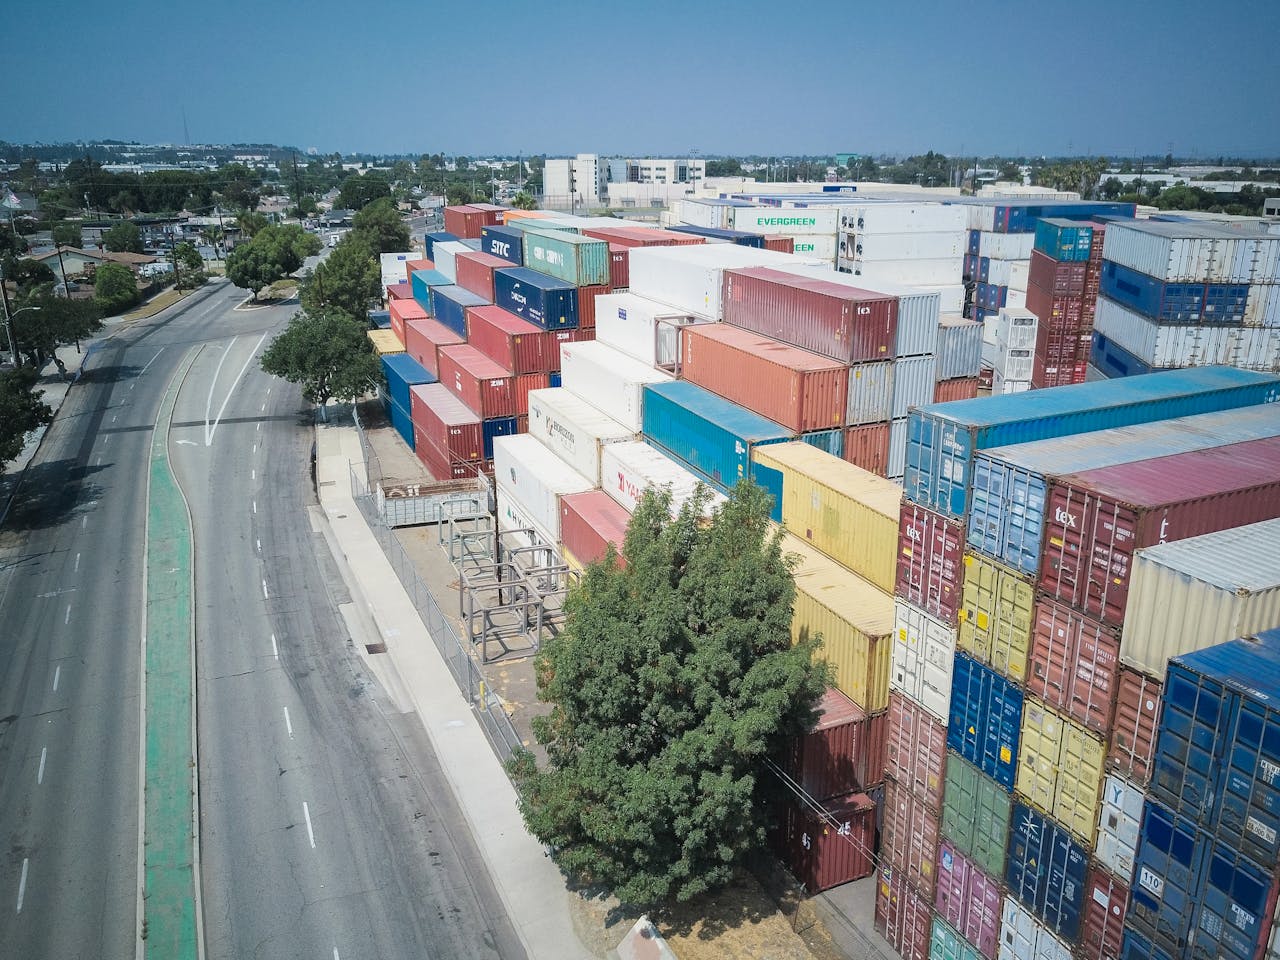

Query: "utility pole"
left=0, top=260, right=17, bottom=363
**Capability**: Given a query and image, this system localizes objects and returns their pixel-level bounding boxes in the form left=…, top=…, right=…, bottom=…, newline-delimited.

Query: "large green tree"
left=300, top=233, right=380, bottom=320
left=93, top=261, right=140, bottom=314
left=510, top=191, right=537, bottom=210
left=510, top=481, right=828, bottom=908
left=336, top=171, right=391, bottom=211
left=351, top=197, right=410, bottom=254
left=0, top=367, right=53, bottom=466
left=11, top=296, right=103, bottom=367
left=259, top=308, right=379, bottom=414
left=52, top=221, right=82, bottom=247
left=102, top=221, right=143, bottom=253
left=226, top=224, right=321, bottom=299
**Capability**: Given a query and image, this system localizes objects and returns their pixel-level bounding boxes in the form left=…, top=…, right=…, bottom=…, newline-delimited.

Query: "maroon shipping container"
left=409, top=382, right=484, bottom=465
left=404, top=257, right=434, bottom=282
left=453, top=251, right=510, bottom=302
left=581, top=226, right=705, bottom=248
left=1039, top=434, right=1280, bottom=627
left=414, top=425, right=481, bottom=481
left=403, top=317, right=464, bottom=378
left=1079, top=866, right=1128, bottom=960
left=608, top=244, right=629, bottom=290
left=386, top=281, right=413, bottom=301
left=1026, top=597, right=1121, bottom=736
left=437, top=344, right=549, bottom=419
left=933, top=377, right=980, bottom=404
left=896, top=503, right=964, bottom=626
left=388, top=296, right=428, bottom=343
left=883, top=778, right=940, bottom=900
left=773, top=791, right=876, bottom=893
left=885, top=692, right=948, bottom=812
left=1025, top=283, right=1087, bottom=334
left=575, top=284, right=608, bottom=330
left=935, top=839, right=1002, bottom=960
left=762, top=235, right=794, bottom=253
left=679, top=324, right=850, bottom=433
left=1088, top=221, right=1108, bottom=263
left=1028, top=249, right=1088, bottom=297
left=722, top=266, right=898, bottom=363
left=559, top=490, right=630, bottom=569
left=442, top=204, right=498, bottom=239
left=843, top=423, right=891, bottom=477
left=465, top=305, right=583, bottom=375
left=875, top=867, right=933, bottom=960
left=1108, top=665, right=1163, bottom=786
left=785, top=687, right=888, bottom=802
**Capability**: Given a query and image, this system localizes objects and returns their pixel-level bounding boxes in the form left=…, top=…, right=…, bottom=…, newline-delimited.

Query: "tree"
left=235, top=210, right=269, bottom=238
left=94, top=261, right=141, bottom=314
left=102, top=221, right=143, bottom=253
left=259, top=308, right=380, bottom=413
left=6, top=258, right=57, bottom=296
left=509, top=481, right=828, bottom=909
left=996, top=161, right=1023, bottom=182
left=336, top=171, right=391, bottom=211
left=12, top=296, right=103, bottom=367
left=511, top=191, right=537, bottom=210
left=52, top=221, right=82, bottom=247
left=173, top=241, right=202, bottom=271
left=445, top=184, right=474, bottom=206
left=351, top=197, right=410, bottom=254
left=0, top=368, right=53, bottom=467
left=215, top=163, right=262, bottom=211
left=0, top=223, right=27, bottom=258
left=226, top=224, right=321, bottom=299
left=300, top=233, right=380, bottom=320
left=705, top=158, right=743, bottom=178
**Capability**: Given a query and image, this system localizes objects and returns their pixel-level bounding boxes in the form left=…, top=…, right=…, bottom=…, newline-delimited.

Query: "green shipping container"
left=521, top=230, right=610, bottom=287
left=931, top=916, right=982, bottom=960
left=940, top=752, right=1011, bottom=878
left=505, top=219, right=579, bottom=234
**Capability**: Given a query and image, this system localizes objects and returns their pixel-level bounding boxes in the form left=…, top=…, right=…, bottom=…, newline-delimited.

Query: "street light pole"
left=2, top=302, right=42, bottom=368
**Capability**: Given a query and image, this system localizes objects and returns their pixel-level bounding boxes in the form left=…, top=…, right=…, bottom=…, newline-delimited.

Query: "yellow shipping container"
left=1016, top=697, right=1106, bottom=847
left=957, top=552, right=1034, bottom=683
left=754, top=442, right=902, bottom=593
left=367, top=329, right=406, bottom=355
left=783, top=533, right=895, bottom=712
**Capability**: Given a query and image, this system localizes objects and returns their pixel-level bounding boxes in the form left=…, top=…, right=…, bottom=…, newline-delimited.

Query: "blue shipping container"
left=903, top=366, right=1280, bottom=520
left=368, top=309, right=390, bottom=329
left=947, top=653, right=1022, bottom=790
left=1100, top=260, right=1208, bottom=323
left=992, top=201, right=1136, bottom=234
left=1192, top=834, right=1278, bottom=960
left=480, top=225, right=524, bottom=265
left=482, top=416, right=518, bottom=460
left=383, top=394, right=416, bottom=451
left=1120, top=927, right=1179, bottom=960
left=800, top=428, right=844, bottom=458
left=1005, top=802, right=1088, bottom=940
left=1203, top=282, right=1250, bottom=323
left=424, top=231, right=458, bottom=260
left=1034, top=218, right=1094, bottom=262
left=1091, top=330, right=1152, bottom=378
left=381, top=353, right=435, bottom=412
left=411, top=268, right=452, bottom=315
left=1127, top=800, right=1200, bottom=953
left=493, top=267, right=578, bottom=331
left=429, top=285, right=489, bottom=337
left=549, top=371, right=562, bottom=389
left=967, top=230, right=981, bottom=256
left=667, top=224, right=766, bottom=248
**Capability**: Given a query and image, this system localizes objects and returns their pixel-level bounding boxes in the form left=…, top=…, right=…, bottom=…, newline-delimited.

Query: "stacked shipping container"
left=1027, top=219, right=1105, bottom=388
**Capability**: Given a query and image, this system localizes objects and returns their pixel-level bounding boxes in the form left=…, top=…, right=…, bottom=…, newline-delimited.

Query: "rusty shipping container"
left=784, top=687, right=888, bottom=800
left=1039, top=434, right=1280, bottom=627
left=403, top=316, right=464, bottom=378
left=581, top=226, right=705, bottom=248
left=875, top=866, right=933, bottom=960
left=1107, top=666, right=1163, bottom=786
left=465, top=305, right=583, bottom=375
left=934, top=377, right=980, bottom=404
left=679, top=323, right=849, bottom=433
left=443, top=204, right=498, bottom=239
left=883, top=778, right=941, bottom=900
left=409, top=382, right=484, bottom=466
left=774, top=791, right=877, bottom=893
left=438, top=344, right=548, bottom=419
left=454, top=250, right=511, bottom=302
left=897, top=503, right=965, bottom=626
left=885, top=691, right=948, bottom=812
left=721, top=266, right=898, bottom=364
left=843, top=422, right=891, bottom=477
left=575, top=283, right=608, bottom=330
left=1026, top=597, right=1121, bottom=736
left=1028, top=249, right=1089, bottom=297
left=1078, top=866, right=1127, bottom=960
left=608, top=244, right=628, bottom=290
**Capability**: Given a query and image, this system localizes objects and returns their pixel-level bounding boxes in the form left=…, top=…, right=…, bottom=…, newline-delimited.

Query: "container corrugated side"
left=844, top=422, right=890, bottom=477
left=521, top=230, right=610, bottom=287
left=1079, top=867, right=1127, bottom=960
left=1015, top=697, right=1107, bottom=846
left=890, top=417, right=908, bottom=481
left=891, top=599, right=957, bottom=724
left=941, top=753, right=1012, bottom=880
left=1125, top=800, right=1200, bottom=954
left=1095, top=772, right=1145, bottom=883
left=936, top=840, right=1002, bottom=960
left=403, top=317, right=463, bottom=377
left=897, top=503, right=965, bottom=626
left=997, top=895, right=1073, bottom=960
left=886, top=691, right=947, bottom=811
left=525, top=388, right=634, bottom=487
left=1108, top=666, right=1163, bottom=787
left=559, top=490, right=630, bottom=568
left=948, top=653, right=1023, bottom=790
left=628, top=244, right=826, bottom=320
left=845, top=360, right=895, bottom=425
left=492, top=434, right=594, bottom=542
left=599, top=440, right=725, bottom=519
left=957, top=552, right=1034, bottom=685
left=891, top=355, right=936, bottom=420
left=560, top=340, right=672, bottom=433
left=931, top=915, right=983, bottom=960
left=875, top=865, right=933, bottom=960
left=1094, top=296, right=1280, bottom=371
left=883, top=778, right=941, bottom=900
left=773, top=791, right=876, bottom=893
left=784, top=687, right=887, bottom=800
left=936, top=317, right=984, bottom=380
left=1026, top=597, right=1120, bottom=736
left=1005, top=801, right=1088, bottom=941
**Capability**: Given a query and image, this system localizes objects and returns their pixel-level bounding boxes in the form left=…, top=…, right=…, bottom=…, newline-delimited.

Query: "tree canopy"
left=10, top=296, right=103, bottom=367
left=259, top=308, right=380, bottom=410
left=52, top=221, right=82, bottom=247
left=509, top=481, right=828, bottom=909
left=510, top=192, right=537, bottom=210
left=300, top=233, right=380, bottom=320
left=225, top=224, right=320, bottom=299
left=93, top=261, right=140, bottom=314
left=336, top=171, right=391, bottom=211
left=0, top=368, right=53, bottom=466
left=102, top=221, right=143, bottom=253
left=350, top=197, right=410, bottom=254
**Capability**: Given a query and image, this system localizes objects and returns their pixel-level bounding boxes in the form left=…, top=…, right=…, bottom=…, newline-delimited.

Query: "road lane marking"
left=16, top=858, right=28, bottom=912
left=96, top=456, right=101, bottom=466
left=74, top=553, right=80, bottom=572
left=302, top=802, right=316, bottom=848
left=256, top=422, right=261, bottom=432
left=112, top=414, right=117, bottom=423
left=271, top=634, right=278, bottom=659
left=260, top=403, right=266, bottom=412
left=81, top=516, right=87, bottom=529
left=261, top=579, right=269, bottom=600
left=207, top=331, right=269, bottom=446
left=203, top=340, right=235, bottom=445
left=251, top=469, right=256, bottom=480
left=103, top=435, right=110, bottom=444
left=253, top=443, right=257, bottom=454
left=255, top=539, right=261, bottom=554
left=139, top=347, right=165, bottom=376
left=64, top=604, right=71, bottom=624
left=283, top=707, right=293, bottom=739
left=333, top=949, right=340, bottom=960
left=38, top=747, right=47, bottom=784
left=52, top=665, right=60, bottom=691
left=252, top=500, right=257, bottom=515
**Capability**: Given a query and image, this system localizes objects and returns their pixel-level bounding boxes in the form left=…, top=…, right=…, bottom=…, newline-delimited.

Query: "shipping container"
left=876, top=866, right=934, bottom=960
left=403, top=316, right=463, bottom=378
left=892, top=355, right=937, bottom=421
left=438, top=344, right=538, bottom=419
left=936, top=841, right=1001, bottom=959
left=679, top=324, right=849, bottom=433
left=1120, top=519, right=1280, bottom=680
left=1096, top=772, right=1145, bottom=883
left=492, top=435, right=594, bottom=544
left=1006, top=801, right=1088, bottom=940
left=428, top=285, right=488, bottom=337
left=410, top=267, right=452, bottom=314
left=844, top=422, right=891, bottom=477
left=479, top=225, right=523, bottom=265
left=431, top=240, right=473, bottom=282
left=444, top=204, right=498, bottom=239
left=1029, top=249, right=1089, bottom=297
left=936, top=317, right=984, bottom=380
left=1109, top=666, right=1163, bottom=787
left=380, top=251, right=415, bottom=288
left=897, top=503, right=966, bottom=626
left=628, top=244, right=824, bottom=320
left=842, top=256, right=966, bottom=288
left=575, top=284, right=607, bottom=330
left=386, top=281, right=412, bottom=301
left=559, top=490, right=630, bottom=568
left=1015, top=697, right=1107, bottom=845
left=1099, top=260, right=1212, bottom=323
left=886, top=691, right=947, bottom=811
left=942, top=753, right=1012, bottom=879
left=521, top=229, right=610, bottom=287
left=1040, top=434, right=1280, bottom=628
left=1093, top=297, right=1280, bottom=372
left=666, top=224, right=765, bottom=247
left=774, top=791, right=877, bottom=893
left=931, top=914, right=984, bottom=960
left=752, top=441, right=901, bottom=592
left=884, top=778, right=941, bottom=899
left=892, top=600, right=958, bottom=723
left=1101, top=219, right=1280, bottom=285
left=609, top=244, right=629, bottom=290
left=465, top=304, right=579, bottom=375
left=1126, top=800, right=1200, bottom=954
left=841, top=360, right=894, bottom=425
left=998, top=895, right=1073, bottom=960
left=785, top=687, right=887, bottom=800
left=381, top=352, right=435, bottom=413
left=383, top=393, right=415, bottom=451
left=493, top=267, right=579, bottom=331
left=1034, top=219, right=1094, bottom=263
left=409, top=382, right=484, bottom=466
left=584, top=225, right=705, bottom=248
left=592, top=291, right=699, bottom=369
left=722, top=266, right=898, bottom=364
left=388, top=295, right=428, bottom=343
left=729, top=206, right=839, bottom=235
left=949, top=653, right=1023, bottom=790
left=904, top=366, right=1280, bottom=521
left=526, top=388, right=633, bottom=487
left=560, top=340, right=671, bottom=433
left=453, top=250, right=510, bottom=302
left=957, top=552, right=1034, bottom=684
left=423, top=231, right=458, bottom=261
left=599, top=440, right=725, bottom=520
left=1026, top=597, right=1120, bottom=735
left=843, top=231, right=966, bottom=263
left=1192, top=836, right=1280, bottom=960
left=367, top=328, right=404, bottom=355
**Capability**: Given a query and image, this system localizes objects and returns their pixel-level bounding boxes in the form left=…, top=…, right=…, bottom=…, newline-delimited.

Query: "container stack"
left=1027, top=219, right=1105, bottom=388
left=981, top=307, right=1038, bottom=395
left=933, top=316, right=984, bottom=403
left=834, top=202, right=969, bottom=310
left=1091, top=220, right=1280, bottom=377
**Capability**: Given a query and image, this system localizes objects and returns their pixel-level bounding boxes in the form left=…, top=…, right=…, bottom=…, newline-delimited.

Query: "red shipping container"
left=679, top=324, right=850, bottom=433
left=388, top=297, right=428, bottom=343
left=933, top=377, right=980, bottom=404
left=722, top=267, right=898, bottom=364
left=438, top=344, right=549, bottom=419
left=785, top=687, right=888, bottom=802
left=1079, top=866, right=1128, bottom=960
left=409, top=382, right=484, bottom=464
left=896, top=503, right=964, bottom=626
left=883, top=778, right=940, bottom=900
left=414, top=425, right=481, bottom=481
left=581, top=226, right=705, bottom=248
left=386, top=281, right=413, bottom=301
left=1108, top=665, right=1163, bottom=786
left=608, top=244, right=629, bottom=290
left=1039, top=434, right=1280, bottom=627
left=935, top=839, right=1002, bottom=960
left=466, top=305, right=582, bottom=375
left=575, top=284, right=608, bottom=330
left=404, top=258, right=433, bottom=282
left=453, top=251, right=510, bottom=302
left=559, top=490, right=630, bottom=569
left=977, top=366, right=993, bottom=391
left=442, top=204, right=497, bottom=239
left=762, top=235, right=794, bottom=253
left=1028, top=249, right=1088, bottom=297
left=1026, top=283, right=1087, bottom=334
left=876, top=866, right=932, bottom=960
left=403, top=317, right=464, bottom=377
left=1087, top=222, right=1108, bottom=263
left=774, top=791, right=876, bottom=893
left=843, top=423, right=890, bottom=477
left=885, top=692, right=948, bottom=812
left=1026, top=597, right=1121, bottom=736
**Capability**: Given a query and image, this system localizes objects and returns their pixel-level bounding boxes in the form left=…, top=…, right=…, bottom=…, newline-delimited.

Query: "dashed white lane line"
left=255, top=539, right=261, bottom=554
left=81, top=516, right=87, bottom=529
left=16, top=857, right=28, bottom=912
left=52, top=665, right=60, bottom=691
left=103, top=435, right=110, bottom=445
left=302, top=802, right=316, bottom=849
left=37, top=748, right=46, bottom=785
left=111, top=414, right=117, bottom=423
left=261, top=579, right=269, bottom=600
left=252, top=501, right=257, bottom=515
left=95, top=456, right=101, bottom=466
left=64, top=604, right=71, bottom=625
left=271, top=634, right=278, bottom=659
left=256, top=422, right=261, bottom=432
left=139, top=347, right=165, bottom=376
left=251, top=469, right=255, bottom=480
left=333, top=949, right=340, bottom=960
left=260, top=403, right=266, bottom=412
left=283, top=707, right=293, bottom=739
left=74, top=553, right=80, bottom=572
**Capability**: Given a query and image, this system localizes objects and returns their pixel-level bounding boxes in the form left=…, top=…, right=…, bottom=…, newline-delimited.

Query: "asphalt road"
left=0, top=280, right=523, bottom=959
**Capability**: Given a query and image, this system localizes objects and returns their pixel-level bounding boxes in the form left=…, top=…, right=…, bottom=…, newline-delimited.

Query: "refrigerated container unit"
left=492, top=434, right=594, bottom=545
left=784, top=686, right=888, bottom=802
left=598, top=440, right=725, bottom=520
left=1101, top=218, right=1280, bottom=285
left=525, top=388, right=633, bottom=487
left=560, top=340, right=671, bottom=433
left=493, top=267, right=579, bottom=331
left=593, top=291, right=702, bottom=370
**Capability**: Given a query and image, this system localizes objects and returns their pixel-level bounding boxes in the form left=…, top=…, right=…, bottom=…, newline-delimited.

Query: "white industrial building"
left=543, top=154, right=706, bottom=209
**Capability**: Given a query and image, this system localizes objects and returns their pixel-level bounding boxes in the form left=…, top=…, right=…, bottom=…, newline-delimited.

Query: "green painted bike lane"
left=143, top=347, right=201, bottom=959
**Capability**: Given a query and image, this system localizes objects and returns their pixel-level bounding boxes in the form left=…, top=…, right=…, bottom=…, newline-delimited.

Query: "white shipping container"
left=1102, top=222, right=1222, bottom=283
left=845, top=360, right=894, bottom=425
left=600, top=440, right=725, bottom=519
left=432, top=240, right=471, bottom=283
left=729, top=205, right=838, bottom=235
left=559, top=340, right=672, bottom=432
left=965, top=204, right=998, bottom=232
left=998, top=896, right=1073, bottom=960
left=1094, top=297, right=1280, bottom=371
left=936, top=316, right=983, bottom=380
left=890, top=599, right=956, bottom=722
left=991, top=368, right=1032, bottom=394
left=1245, top=282, right=1280, bottom=327
left=525, top=388, right=635, bottom=487
left=493, top=435, right=594, bottom=544
left=380, top=251, right=415, bottom=288
left=978, top=232, right=1035, bottom=260
left=782, top=233, right=837, bottom=262
left=837, top=202, right=968, bottom=235
left=1096, top=773, right=1144, bottom=884
left=838, top=230, right=965, bottom=262
left=889, top=417, right=908, bottom=479
left=891, top=355, right=936, bottom=420
left=1120, top=519, right=1280, bottom=680
left=677, top=198, right=730, bottom=230
left=1005, top=288, right=1027, bottom=310
left=593, top=292, right=702, bottom=368
left=933, top=283, right=966, bottom=314
left=496, top=481, right=555, bottom=550
left=628, top=244, right=825, bottom=320
left=1009, top=260, right=1030, bottom=292
left=837, top=257, right=964, bottom=287
left=990, top=307, right=1039, bottom=351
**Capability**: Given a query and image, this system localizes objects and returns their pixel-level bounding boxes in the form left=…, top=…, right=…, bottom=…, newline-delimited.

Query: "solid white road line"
left=283, top=706, right=293, bottom=739
left=64, top=604, right=71, bottom=625
left=302, top=802, right=316, bottom=849
left=37, top=748, right=46, bottom=785
left=271, top=634, right=278, bottom=659
left=261, top=580, right=269, bottom=600
left=139, top=347, right=165, bottom=377
left=81, top=516, right=87, bottom=529
left=52, top=665, right=60, bottom=691
left=207, top=331, right=269, bottom=446
left=74, top=553, right=80, bottom=572
left=252, top=501, right=257, bottom=515
left=203, top=340, right=235, bottom=445
left=16, top=858, right=28, bottom=912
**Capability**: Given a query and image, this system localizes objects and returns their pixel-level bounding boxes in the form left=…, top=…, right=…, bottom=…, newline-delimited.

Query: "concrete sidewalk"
left=312, top=420, right=594, bottom=960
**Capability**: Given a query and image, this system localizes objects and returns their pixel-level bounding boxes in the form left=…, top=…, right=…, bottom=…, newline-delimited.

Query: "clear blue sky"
left=5, top=0, right=1277, bottom=158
